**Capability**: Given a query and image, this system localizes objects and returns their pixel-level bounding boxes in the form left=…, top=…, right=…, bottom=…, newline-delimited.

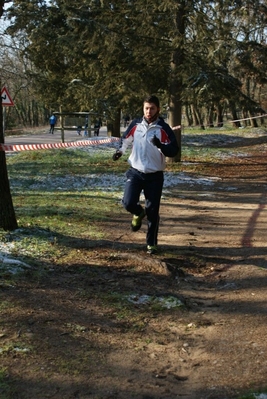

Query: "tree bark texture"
left=168, top=5, right=186, bottom=162
left=0, top=87, right=18, bottom=231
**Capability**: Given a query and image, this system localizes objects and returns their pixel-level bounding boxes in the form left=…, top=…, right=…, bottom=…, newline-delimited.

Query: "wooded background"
left=1, top=0, right=267, bottom=132
left=1, top=0, right=267, bottom=230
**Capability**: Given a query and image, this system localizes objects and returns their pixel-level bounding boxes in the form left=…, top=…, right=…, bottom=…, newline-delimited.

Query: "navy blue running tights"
left=122, top=167, right=164, bottom=246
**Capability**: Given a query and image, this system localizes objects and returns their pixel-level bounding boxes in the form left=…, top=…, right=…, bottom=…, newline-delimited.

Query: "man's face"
left=143, top=102, right=160, bottom=120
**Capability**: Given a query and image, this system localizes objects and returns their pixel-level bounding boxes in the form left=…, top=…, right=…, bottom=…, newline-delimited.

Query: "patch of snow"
left=0, top=255, right=32, bottom=275
left=1, top=257, right=31, bottom=267
left=0, top=242, right=32, bottom=274
left=12, top=132, right=262, bottom=194
left=10, top=171, right=222, bottom=193
left=127, top=294, right=151, bottom=305
left=157, top=296, right=184, bottom=309
left=13, top=347, right=30, bottom=353
left=0, top=242, right=15, bottom=256
left=127, top=294, right=183, bottom=308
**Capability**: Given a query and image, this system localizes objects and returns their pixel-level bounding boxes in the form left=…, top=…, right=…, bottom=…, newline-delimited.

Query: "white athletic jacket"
left=118, top=117, right=179, bottom=173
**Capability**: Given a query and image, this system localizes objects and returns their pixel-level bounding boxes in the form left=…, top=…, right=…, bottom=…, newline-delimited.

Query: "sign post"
left=1, top=87, right=15, bottom=139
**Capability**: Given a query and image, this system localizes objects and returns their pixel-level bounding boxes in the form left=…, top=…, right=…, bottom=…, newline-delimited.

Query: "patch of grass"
left=0, top=228, right=63, bottom=267
left=3, top=129, right=266, bottom=272
left=0, top=301, right=14, bottom=311
left=0, top=342, right=32, bottom=356
left=14, top=190, right=116, bottom=235
left=7, top=148, right=128, bottom=176
left=50, top=345, right=107, bottom=376
left=0, top=368, right=14, bottom=399
left=98, top=291, right=184, bottom=323
left=8, top=150, right=124, bottom=243
left=238, top=390, right=267, bottom=399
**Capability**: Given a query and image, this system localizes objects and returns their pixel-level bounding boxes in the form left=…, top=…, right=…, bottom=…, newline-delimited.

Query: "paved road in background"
left=4, top=126, right=111, bottom=145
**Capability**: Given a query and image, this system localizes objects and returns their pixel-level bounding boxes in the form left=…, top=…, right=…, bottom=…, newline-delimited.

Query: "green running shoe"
left=131, top=209, right=146, bottom=232
left=147, top=245, right=158, bottom=255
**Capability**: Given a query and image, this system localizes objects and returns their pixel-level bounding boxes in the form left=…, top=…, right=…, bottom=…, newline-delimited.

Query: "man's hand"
left=112, top=150, right=122, bottom=161
left=151, top=135, right=162, bottom=148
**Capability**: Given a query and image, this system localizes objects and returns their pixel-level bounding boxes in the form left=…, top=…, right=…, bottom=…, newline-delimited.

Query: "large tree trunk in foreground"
left=0, top=91, right=18, bottom=231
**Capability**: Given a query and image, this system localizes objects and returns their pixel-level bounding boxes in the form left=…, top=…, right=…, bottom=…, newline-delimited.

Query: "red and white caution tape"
left=230, top=113, right=267, bottom=123
left=0, top=137, right=120, bottom=152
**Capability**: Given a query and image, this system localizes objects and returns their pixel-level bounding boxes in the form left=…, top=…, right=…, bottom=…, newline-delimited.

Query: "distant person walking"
left=94, top=118, right=102, bottom=136
left=84, top=117, right=89, bottom=137
left=124, top=115, right=130, bottom=128
left=49, top=114, right=57, bottom=134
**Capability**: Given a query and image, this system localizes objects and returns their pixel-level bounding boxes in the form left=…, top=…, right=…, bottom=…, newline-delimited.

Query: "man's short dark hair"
left=143, top=95, right=160, bottom=108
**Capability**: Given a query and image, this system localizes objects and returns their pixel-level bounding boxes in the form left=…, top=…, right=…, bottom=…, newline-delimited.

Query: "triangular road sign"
left=1, top=87, right=14, bottom=106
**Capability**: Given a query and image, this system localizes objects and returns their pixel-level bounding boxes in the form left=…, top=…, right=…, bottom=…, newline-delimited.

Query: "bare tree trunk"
left=242, top=109, right=248, bottom=127
left=216, top=102, right=224, bottom=127
left=192, top=104, right=199, bottom=126
left=248, top=111, right=258, bottom=127
left=168, top=79, right=182, bottom=162
left=229, top=101, right=241, bottom=128
left=107, top=121, right=114, bottom=137
left=167, top=4, right=186, bottom=162
left=207, top=104, right=214, bottom=128
left=185, top=104, right=193, bottom=126
left=113, top=108, right=121, bottom=137
left=0, top=1, right=4, bottom=17
left=107, top=108, right=121, bottom=138
left=0, top=92, right=18, bottom=231
left=194, top=106, right=205, bottom=129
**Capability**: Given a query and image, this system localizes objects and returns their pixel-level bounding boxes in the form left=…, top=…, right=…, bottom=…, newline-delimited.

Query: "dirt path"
left=99, top=167, right=267, bottom=399
left=1, top=152, right=267, bottom=398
